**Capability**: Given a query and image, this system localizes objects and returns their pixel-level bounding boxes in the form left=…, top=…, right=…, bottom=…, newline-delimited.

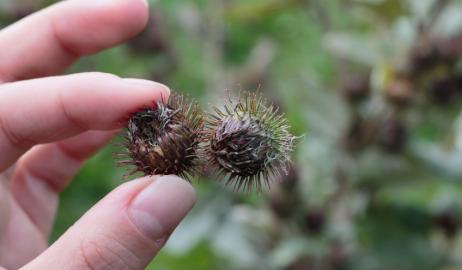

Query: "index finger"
left=0, top=0, right=149, bottom=82
left=0, top=72, right=169, bottom=172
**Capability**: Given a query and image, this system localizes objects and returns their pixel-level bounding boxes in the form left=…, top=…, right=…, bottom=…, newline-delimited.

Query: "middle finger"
left=0, top=0, right=149, bottom=82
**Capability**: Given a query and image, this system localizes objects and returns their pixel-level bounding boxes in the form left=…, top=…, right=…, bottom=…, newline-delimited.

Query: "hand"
left=0, top=1, right=196, bottom=269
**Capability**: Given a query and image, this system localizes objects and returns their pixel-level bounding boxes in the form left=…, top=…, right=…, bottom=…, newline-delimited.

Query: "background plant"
left=2, top=0, right=462, bottom=269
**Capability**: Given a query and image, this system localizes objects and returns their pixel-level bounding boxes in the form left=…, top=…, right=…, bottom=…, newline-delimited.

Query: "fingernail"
left=124, top=78, right=170, bottom=97
left=128, top=176, right=196, bottom=240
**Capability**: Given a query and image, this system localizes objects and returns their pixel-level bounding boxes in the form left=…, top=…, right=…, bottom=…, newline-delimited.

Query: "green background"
left=3, top=0, right=462, bottom=269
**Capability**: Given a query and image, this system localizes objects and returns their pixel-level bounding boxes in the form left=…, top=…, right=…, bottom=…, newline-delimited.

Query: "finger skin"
left=0, top=0, right=149, bottom=82
left=0, top=72, right=169, bottom=172
left=22, top=176, right=196, bottom=270
left=0, top=192, right=47, bottom=270
left=1, top=131, right=118, bottom=268
left=11, top=130, right=118, bottom=236
left=0, top=180, right=9, bottom=238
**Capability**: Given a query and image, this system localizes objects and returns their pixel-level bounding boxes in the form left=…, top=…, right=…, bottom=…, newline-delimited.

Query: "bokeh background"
left=3, top=0, right=462, bottom=269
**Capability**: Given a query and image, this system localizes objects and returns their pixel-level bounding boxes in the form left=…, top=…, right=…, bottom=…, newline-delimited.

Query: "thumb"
left=22, top=175, right=196, bottom=270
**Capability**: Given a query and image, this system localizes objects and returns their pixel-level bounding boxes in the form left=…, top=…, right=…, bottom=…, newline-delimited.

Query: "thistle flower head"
left=117, top=93, right=204, bottom=179
left=207, top=91, right=297, bottom=191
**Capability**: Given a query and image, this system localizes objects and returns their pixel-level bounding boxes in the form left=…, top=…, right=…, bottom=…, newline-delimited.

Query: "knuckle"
left=0, top=112, right=35, bottom=150
left=79, top=234, right=140, bottom=270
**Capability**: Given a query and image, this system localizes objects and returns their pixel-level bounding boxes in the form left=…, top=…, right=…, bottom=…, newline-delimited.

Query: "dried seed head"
left=207, top=91, right=297, bottom=192
left=117, top=93, right=204, bottom=179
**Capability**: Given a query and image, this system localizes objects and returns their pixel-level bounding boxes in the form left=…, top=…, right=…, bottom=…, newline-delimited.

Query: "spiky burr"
left=206, top=91, right=297, bottom=191
left=117, top=93, right=204, bottom=179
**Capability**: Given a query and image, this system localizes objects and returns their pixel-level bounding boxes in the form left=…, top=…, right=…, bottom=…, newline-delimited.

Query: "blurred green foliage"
left=4, top=0, right=462, bottom=269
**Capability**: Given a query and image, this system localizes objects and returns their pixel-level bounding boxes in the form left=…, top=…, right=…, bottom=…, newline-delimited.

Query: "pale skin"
left=0, top=0, right=197, bottom=269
